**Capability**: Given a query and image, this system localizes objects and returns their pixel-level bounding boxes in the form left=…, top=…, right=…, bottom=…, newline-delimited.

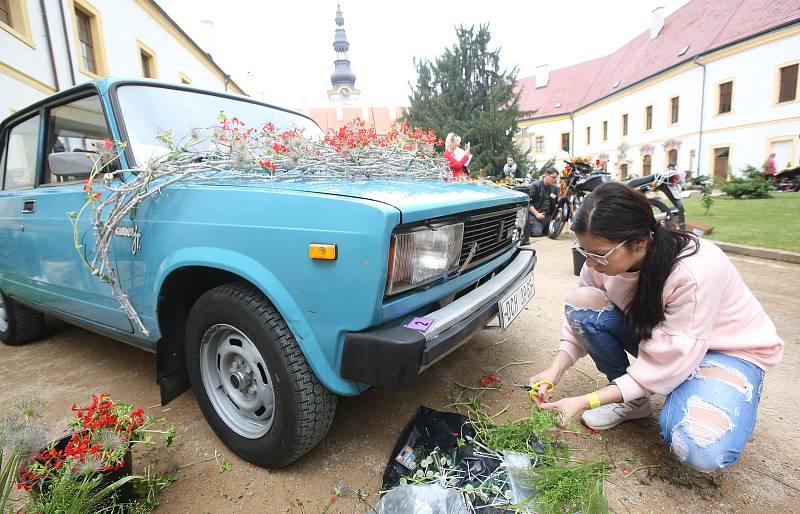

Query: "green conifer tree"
left=401, top=25, right=528, bottom=177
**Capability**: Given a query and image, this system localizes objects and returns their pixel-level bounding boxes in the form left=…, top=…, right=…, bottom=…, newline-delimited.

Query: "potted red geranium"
left=18, top=393, right=175, bottom=508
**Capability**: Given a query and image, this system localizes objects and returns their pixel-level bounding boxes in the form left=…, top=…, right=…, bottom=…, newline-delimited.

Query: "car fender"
left=154, top=247, right=363, bottom=396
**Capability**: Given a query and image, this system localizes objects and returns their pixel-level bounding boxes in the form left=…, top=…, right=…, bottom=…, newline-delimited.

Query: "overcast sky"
left=157, top=0, right=689, bottom=109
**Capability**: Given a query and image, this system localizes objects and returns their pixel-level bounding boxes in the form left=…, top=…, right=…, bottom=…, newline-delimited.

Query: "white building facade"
left=0, top=0, right=244, bottom=117
left=517, top=4, right=800, bottom=180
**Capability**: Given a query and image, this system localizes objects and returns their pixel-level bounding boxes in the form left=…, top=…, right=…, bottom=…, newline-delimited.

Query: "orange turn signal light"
left=309, top=244, right=337, bottom=260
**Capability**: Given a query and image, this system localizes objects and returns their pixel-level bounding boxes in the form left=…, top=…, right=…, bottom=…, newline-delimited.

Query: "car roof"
left=0, top=77, right=318, bottom=131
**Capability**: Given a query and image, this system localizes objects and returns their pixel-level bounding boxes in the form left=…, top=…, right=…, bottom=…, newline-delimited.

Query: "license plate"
left=498, top=272, right=535, bottom=330
left=668, top=184, right=682, bottom=197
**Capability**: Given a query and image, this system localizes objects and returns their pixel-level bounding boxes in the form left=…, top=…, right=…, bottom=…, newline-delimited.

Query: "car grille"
left=459, top=206, right=520, bottom=270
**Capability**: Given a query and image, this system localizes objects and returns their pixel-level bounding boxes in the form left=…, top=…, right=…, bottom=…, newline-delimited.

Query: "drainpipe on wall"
left=569, top=112, right=576, bottom=162
left=692, top=55, right=707, bottom=177
left=58, top=0, right=76, bottom=86
left=38, top=0, right=59, bottom=91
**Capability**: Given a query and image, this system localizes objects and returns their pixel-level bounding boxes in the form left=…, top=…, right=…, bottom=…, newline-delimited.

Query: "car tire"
left=185, top=282, right=336, bottom=468
left=0, top=291, right=45, bottom=346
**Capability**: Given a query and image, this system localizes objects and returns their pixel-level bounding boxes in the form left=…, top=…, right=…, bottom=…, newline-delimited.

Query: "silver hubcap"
left=200, top=324, right=276, bottom=439
left=0, top=294, right=7, bottom=333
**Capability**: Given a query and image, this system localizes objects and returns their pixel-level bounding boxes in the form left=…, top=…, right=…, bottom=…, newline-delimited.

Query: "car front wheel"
left=185, top=282, right=336, bottom=468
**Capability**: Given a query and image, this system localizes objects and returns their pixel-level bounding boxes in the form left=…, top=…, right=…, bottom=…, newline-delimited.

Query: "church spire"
left=328, top=3, right=360, bottom=104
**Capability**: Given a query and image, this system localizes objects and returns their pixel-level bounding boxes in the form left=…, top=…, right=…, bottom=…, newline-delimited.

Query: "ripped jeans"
left=566, top=291, right=764, bottom=473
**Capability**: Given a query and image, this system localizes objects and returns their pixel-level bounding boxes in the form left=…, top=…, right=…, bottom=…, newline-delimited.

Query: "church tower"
left=327, top=4, right=361, bottom=105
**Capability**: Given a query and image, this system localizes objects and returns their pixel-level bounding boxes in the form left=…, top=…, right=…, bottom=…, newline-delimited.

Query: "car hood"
left=255, top=180, right=528, bottom=222
left=260, top=180, right=528, bottom=223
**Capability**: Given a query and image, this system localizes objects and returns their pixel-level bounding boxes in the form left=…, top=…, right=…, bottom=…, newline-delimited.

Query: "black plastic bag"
left=382, top=406, right=476, bottom=490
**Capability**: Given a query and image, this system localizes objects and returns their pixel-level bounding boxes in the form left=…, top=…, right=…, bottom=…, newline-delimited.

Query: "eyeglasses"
left=572, top=239, right=628, bottom=266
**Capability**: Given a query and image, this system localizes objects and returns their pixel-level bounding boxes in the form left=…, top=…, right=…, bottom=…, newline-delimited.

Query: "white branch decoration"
left=72, top=117, right=455, bottom=336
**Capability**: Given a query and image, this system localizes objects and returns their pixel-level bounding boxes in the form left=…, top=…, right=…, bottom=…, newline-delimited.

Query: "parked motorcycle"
left=548, top=161, right=610, bottom=239
left=624, top=170, right=686, bottom=230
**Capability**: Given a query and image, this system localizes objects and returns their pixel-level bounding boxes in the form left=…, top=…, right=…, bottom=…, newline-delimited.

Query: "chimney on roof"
left=535, top=64, right=549, bottom=88
left=650, top=6, right=664, bottom=39
left=200, top=19, right=216, bottom=57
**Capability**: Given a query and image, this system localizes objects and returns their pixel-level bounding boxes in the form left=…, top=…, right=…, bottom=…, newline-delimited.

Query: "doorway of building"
left=619, top=163, right=628, bottom=180
left=713, top=147, right=730, bottom=179
left=667, top=149, right=678, bottom=168
left=642, top=155, right=652, bottom=175
left=770, top=139, right=793, bottom=171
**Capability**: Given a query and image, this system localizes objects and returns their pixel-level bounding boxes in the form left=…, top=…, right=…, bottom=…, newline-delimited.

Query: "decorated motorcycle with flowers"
left=548, top=161, right=610, bottom=239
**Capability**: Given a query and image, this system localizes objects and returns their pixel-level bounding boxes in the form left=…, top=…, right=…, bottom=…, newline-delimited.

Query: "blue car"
left=0, top=78, right=536, bottom=467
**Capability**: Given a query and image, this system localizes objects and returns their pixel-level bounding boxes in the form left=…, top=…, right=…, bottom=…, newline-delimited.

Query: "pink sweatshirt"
left=559, top=239, right=784, bottom=401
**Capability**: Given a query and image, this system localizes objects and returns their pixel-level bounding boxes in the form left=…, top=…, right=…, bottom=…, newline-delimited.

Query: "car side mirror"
left=48, top=152, right=100, bottom=178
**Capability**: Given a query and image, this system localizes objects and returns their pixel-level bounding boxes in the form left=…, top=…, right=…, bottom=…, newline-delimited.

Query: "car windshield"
left=115, top=84, right=323, bottom=167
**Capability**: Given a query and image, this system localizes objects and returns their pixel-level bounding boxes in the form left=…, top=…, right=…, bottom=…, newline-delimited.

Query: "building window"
left=778, top=63, right=798, bottom=103
left=621, top=114, right=628, bottom=136
left=141, top=51, right=152, bottom=78
left=642, top=155, right=652, bottom=175
left=713, top=147, right=729, bottom=178
left=619, top=163, right=628, bottom=180
left=667, top=149, right=678, bottom=167
left=670, top=96, right=679, bottom=124
left=535, top=136, right=544, bottom=154
left=645, top=105, right=653, bottom=130
left=718, top=81, right=733, bottom=114
left=0, top=0, right=10, bottom=25
left=71, top=0, right=107, bottom=77
left=0, top=0, right=34, bottom=47
left=586, top=126, right=591, bottom=145
left=75, top=9, right=96, bottom=73
left=561, top=132, right=569, bottom=152
left=602, top=120, right=608, bottom=142
left=137, top=41, right=157, bottom=79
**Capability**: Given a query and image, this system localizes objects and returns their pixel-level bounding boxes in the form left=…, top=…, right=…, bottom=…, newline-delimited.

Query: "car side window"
left=44, top=94, right=112, bottom=184
left=2, top=114, right=41, bottom=191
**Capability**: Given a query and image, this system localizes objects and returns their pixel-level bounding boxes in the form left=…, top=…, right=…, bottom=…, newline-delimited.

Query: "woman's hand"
left=528, top=367, right=560, bottom=404
left=539, top=395, right=589, bottom=426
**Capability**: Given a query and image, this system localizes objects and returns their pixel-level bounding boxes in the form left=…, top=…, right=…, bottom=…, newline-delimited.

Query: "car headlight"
left=515, top=206, right=527, bottom=241
left=385, top=222, right=464, bottom=296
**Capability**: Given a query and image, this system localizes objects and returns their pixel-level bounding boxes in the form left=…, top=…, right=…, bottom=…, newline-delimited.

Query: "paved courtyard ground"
left=1, top=236, right=798, bottom=513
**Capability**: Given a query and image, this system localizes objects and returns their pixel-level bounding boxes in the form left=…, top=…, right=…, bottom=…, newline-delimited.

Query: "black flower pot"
left=28, top=432, right=134, bottom=504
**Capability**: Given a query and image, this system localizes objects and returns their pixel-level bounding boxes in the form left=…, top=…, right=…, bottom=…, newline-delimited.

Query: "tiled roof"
left=305, top=106, right=406, bottom=133
left=519, top=0, right=800, bottom=119
left=516, top=57, right=607, bottom=119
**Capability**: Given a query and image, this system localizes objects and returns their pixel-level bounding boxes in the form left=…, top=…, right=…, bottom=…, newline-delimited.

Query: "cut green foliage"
left=476, top=408, right=562, bottom=455
left=448, top=393, right=609, bottom=513
left=523, top=461, right=608, bottom=514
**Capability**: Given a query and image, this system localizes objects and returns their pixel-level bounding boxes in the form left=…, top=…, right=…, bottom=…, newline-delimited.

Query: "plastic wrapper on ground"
left=375, top=484, right=470, bottom=514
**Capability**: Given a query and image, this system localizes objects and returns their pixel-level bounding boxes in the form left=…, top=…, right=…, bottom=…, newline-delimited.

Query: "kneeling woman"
left=529, top=182, right=783, bottom=473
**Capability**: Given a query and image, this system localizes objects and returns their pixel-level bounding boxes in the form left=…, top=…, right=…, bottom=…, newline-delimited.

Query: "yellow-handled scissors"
left=525, top=380, right=555, bottom=401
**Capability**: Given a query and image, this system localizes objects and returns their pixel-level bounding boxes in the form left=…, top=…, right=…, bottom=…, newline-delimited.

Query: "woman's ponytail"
left=572, top=183, right=698, bottom=339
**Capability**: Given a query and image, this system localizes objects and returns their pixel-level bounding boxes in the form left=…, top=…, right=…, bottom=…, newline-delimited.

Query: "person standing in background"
left=443, top=133, right=471, bottom=180
left=503, top=156, right=518, bottom=179
left=761, top=153, right=777, bottom=179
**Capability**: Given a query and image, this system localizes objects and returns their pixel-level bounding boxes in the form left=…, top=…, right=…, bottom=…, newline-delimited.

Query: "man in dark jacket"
left=527, top=167, right=559, bottom=237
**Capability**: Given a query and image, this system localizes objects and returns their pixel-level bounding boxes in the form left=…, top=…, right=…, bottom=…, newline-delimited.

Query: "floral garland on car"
left=72, top=117, right=450, bottom=335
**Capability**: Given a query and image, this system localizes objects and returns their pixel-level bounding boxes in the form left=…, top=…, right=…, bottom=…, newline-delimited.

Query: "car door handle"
left=22, top=200, right=36, bottom=213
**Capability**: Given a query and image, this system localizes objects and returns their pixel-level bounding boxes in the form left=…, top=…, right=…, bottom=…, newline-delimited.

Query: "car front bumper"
left=340, top=246, right=536, bottom=390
